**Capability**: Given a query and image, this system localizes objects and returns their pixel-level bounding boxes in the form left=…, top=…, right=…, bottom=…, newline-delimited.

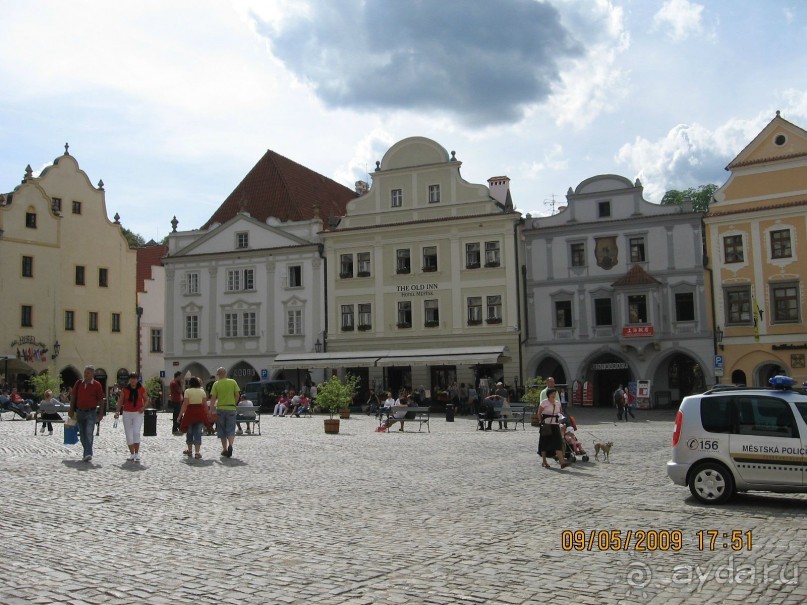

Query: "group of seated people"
left=271, top=390, right=312, bottom=417
left=0, top=388, right=35, bottom=420
left=377, top=388, right=417, bottom=432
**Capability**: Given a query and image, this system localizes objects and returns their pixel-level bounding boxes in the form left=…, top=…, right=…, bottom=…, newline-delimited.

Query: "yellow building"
left=0, top=146, right=137, bottom=393
left=706, top=112, right=807, bottom=386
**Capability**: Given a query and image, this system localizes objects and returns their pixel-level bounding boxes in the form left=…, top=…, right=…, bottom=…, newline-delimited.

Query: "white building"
left=162, top=150, right=356, bottom=390
left=522, top=175, right=714, bottom=408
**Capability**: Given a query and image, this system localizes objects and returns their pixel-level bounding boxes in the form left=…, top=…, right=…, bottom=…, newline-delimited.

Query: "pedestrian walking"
left=114, top=371, right=147, bottom=463
left=169, top=371, right=184, bottom=435
left=613, top=384, right=626, bottom=421
left=179, top=376, right=209, bottom=459
left=209, top=367, right=240, bottom=458
left=69, top=365, right=105, bottom=462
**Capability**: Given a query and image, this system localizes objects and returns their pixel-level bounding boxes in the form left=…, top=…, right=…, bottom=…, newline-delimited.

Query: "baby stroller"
left=562, top=427, right=589, bottom=462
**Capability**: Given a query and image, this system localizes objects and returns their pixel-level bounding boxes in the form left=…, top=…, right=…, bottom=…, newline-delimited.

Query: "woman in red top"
left=114, top=371, right=147, bottom=463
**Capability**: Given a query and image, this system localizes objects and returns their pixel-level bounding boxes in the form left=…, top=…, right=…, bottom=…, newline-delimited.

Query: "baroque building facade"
left=0, top=146, right=137, bottom=392
left=705, top=112, right=807, bottom=386
left=522, top=175, right=714, bottom=408
left=276, top=137, right=522, bottom=402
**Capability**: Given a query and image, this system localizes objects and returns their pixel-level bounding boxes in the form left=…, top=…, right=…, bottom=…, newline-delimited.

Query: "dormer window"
left=391, top=189, right=403, bottom=208
left=598, top=201, right=611, bottom=218
left=236, top=232, right=249, bottom=249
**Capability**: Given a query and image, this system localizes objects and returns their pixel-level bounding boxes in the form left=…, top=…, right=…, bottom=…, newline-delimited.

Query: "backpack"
left=613, top=389, right=624, bottom=406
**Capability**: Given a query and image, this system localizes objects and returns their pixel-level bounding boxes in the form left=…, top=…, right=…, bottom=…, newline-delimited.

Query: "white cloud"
left=652, top=0, right=706, bottom=41
left=546, top=0, right=631, bottom=128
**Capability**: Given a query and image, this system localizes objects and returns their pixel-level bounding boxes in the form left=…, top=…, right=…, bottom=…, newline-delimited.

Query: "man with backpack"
left=613, top=384, right=626, bottom=421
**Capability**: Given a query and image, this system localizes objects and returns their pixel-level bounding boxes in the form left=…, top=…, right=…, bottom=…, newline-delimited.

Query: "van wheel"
left=688, top=462, right=735, bottom=504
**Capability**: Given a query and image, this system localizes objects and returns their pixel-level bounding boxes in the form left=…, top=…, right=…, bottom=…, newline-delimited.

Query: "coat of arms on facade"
left=595, top=237, right=618, bottom=270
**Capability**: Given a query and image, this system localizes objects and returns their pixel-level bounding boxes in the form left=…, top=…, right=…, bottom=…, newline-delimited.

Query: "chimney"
left=487, top=176, right=510, bottom=205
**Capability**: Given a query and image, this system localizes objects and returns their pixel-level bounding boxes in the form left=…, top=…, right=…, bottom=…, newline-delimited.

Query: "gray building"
left=522, top=174, right=715, bottom=409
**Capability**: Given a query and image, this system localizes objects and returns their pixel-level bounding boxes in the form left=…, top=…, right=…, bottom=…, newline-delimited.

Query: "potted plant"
left=315, top=374, right=360, bottom=434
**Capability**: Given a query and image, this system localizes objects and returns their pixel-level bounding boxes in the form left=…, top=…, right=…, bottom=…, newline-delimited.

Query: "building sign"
left=10, top=336, right=49, bottom=362
left=591, top=362, right=629, bottom=370
left=397, top=283, right=438, bottom=297
left=622, top=325, right=654, bottom=338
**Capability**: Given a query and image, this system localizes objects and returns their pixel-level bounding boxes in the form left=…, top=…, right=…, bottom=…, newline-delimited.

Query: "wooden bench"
left=380, top=406, right=430, bottom=432
left=235, top=404, right=261, bottom=435
left=34, top=401, right=71, bottom=435
left=477, top=402, right=527, bottom=431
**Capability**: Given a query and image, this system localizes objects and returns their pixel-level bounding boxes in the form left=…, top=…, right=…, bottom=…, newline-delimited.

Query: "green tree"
left=660, top=184, right=718, bottom=212
left=521, top=376, right=547, bottom=405
left=315, top=374, right=360, bottom=418
left=121, top=227, right=146, bottom=248
left=28, top=369, right=61, bottom=400
left=145, top=376, right=163, bottom=407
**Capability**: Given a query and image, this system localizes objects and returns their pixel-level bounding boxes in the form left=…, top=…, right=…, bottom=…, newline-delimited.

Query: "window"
left=185, top=314, right=199, bottom=339
left=150, top=328, right=162, bottom=353
left=465, top=243, right=481, bottom=268
left=391, top=189, right=403, bottom=207
left=340, top=254, right=353, bottom=278
left=628, top=295, right=647, bottom=323
left=243, top=312, right=256, bottom=337
left=25, top=212, right=37, bottom=228
left=422, top=246, right=437, bottom=271
left=594, top=298, right=613, bottom=326
left=89, top=311, right=99, bottom=331
left=397, top=301, right=412, bottom=328
left=98, top=268, right=108, bottom=288
left=396, top=249, right=411, bottom=274
left=570, top=243, right=585, bottom=267
left=555, top=301, right=572, bottom=328
left=341, top=305, right=354, bottom=331
left=75, top=266, right=85, bottom=286
left=65, top=310, right=75, bottom=331
left=771, top=282, right=799, bottom=323
left=424, top=299, right=439, bottom=327
left=288, top=265, right=302, bottom=288
left=286, top=309, right=302, bottom=335
left=723, top=235, right=744, bottom=263
left=357, top=252, right=370, bottom=277
left=467, top=297, right=482, bottom=324
left=72, top=201, right=82, bottom=214
left=629, top=237, right=646, bottom=263
left=770, top=229, right=792, bottom=259
left=226, top=268, right=254, bottom=291
left=675, top=292, right=695, bottom=322
left=111, top=313, right=121, bottom=332
left=224, top=313, right=238, bottom=337
left=428, top=184, right=440, bottom=203
left=51, top=198, right=62, bottom=212
left=486, top=295, right=502, bottom=323
left=186, top=272, right=199, bottom=294
left=725, top=287, right=751, bottom=325
left=236, top=232, right=249, bottom=249
left=598, top=201, right=611, bottom=218
left=358, top=303, right=372, bottom=330
left=22, top=256, right=33, bottom=278
left=484, top=241, right=501, bottom=267
left=21, top=305, right=33, bottom=327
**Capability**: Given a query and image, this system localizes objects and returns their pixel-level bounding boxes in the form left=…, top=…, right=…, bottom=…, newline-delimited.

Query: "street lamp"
left=314, top=338, right=322, bottom=353
left=52, top=341, right=60, bottom=360
left=715, top=326, right=724, bottom=351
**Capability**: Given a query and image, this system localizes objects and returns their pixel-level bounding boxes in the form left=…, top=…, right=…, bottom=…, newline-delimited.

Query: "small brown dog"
left=594, top=441, right=614, bottom=461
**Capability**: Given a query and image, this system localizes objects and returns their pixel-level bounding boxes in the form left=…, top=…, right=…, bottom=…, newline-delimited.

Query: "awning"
left=0, top=355, right=35, bottom=377
left=274, top=346, right=506, bottom=369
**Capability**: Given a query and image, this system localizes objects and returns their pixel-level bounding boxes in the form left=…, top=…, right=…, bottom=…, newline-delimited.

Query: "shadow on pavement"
left=62, top=459, right=96, bottom=471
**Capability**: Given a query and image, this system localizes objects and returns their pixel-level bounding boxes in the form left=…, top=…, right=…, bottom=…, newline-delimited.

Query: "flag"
left=752, top=295, right=761, bottom=342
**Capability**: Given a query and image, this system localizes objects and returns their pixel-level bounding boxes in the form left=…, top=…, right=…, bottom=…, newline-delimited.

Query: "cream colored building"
left=277, top=137, right=522, bottom=401
left=706, top=112, right=807, bottom=386
left=0, top=146, right=137, bottom=393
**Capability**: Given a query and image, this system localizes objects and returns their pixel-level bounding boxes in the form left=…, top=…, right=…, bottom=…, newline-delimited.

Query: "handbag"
left=539, top=423, right=553, bottom=436
left=64, top=424, right=79, bottom=445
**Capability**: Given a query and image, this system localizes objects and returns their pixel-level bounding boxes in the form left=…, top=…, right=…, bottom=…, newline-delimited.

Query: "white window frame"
left=484, top=241, right=501, bottom=267
left=185, top=314, right=199, bottom=339
left=236, top=231, right=249, bottom=249
left=391, top=189, right=403, bottom=208
left=226, top=268, right=255, bottom=292
left=486, top=295, right=502, bottom=322
left=288, top=265, right=303, bottom=288
left=186, top=272, right=199, bottom=295
left=428, top=184, right=440, bottom=203
left=286, top=309, right=303, bottom=335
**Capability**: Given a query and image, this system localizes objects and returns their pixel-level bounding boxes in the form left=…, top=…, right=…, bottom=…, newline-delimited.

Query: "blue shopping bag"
left=64, top=424, right=79, bottom=445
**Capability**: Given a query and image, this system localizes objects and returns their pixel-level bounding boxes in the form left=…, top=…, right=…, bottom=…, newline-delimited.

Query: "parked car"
left=667, top=376, right=807, bottom=504
left=242, top=380, right=295, bottom=412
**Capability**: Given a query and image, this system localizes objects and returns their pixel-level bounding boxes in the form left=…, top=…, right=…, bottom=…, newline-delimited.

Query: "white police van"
left=667, top=376, right=807, bottom=504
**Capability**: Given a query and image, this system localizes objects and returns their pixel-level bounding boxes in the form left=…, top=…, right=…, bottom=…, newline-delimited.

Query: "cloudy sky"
left=2, top=0, right=806, bottom=241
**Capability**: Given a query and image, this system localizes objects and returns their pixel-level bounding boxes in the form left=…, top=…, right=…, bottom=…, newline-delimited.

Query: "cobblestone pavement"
left=1, top=406, right=805, bottom=604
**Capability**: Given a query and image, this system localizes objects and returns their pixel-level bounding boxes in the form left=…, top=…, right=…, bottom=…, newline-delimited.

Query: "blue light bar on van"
left=769, top=375, right=797, bottom=390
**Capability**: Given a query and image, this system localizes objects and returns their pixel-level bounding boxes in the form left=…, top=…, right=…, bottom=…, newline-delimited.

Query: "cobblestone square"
left=2, top=407, right=805, bottom=604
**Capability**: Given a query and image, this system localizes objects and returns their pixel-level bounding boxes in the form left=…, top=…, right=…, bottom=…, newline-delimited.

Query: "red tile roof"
left=200, top=150, right=356, bottom=230
left=136, top=244, right=168, bottom=293
left=611, top=264, right=661, bottom=287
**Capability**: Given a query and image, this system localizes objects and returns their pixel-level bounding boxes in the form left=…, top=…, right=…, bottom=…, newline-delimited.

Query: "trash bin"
left=445, top=404, right=455, bottom=422
left=144, top=408, right=158, bottom=436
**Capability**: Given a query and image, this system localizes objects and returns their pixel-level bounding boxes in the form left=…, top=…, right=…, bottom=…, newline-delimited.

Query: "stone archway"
left=731, top=369, right=746, bottom=386
left=229, top=361, right=258, bottom=390
left=533, top=357, right=568, bottom=385
left=583, top=352, right=631, bottom=407
left=756, top=362, right=786, bottom=388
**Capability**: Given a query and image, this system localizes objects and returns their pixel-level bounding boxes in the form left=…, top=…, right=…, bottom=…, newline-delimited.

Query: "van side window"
left=795, top=402, right=807, bottom=426
left=700, top=397, right=732, bottom=433
left=735, top=396, right=799, bottom=439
